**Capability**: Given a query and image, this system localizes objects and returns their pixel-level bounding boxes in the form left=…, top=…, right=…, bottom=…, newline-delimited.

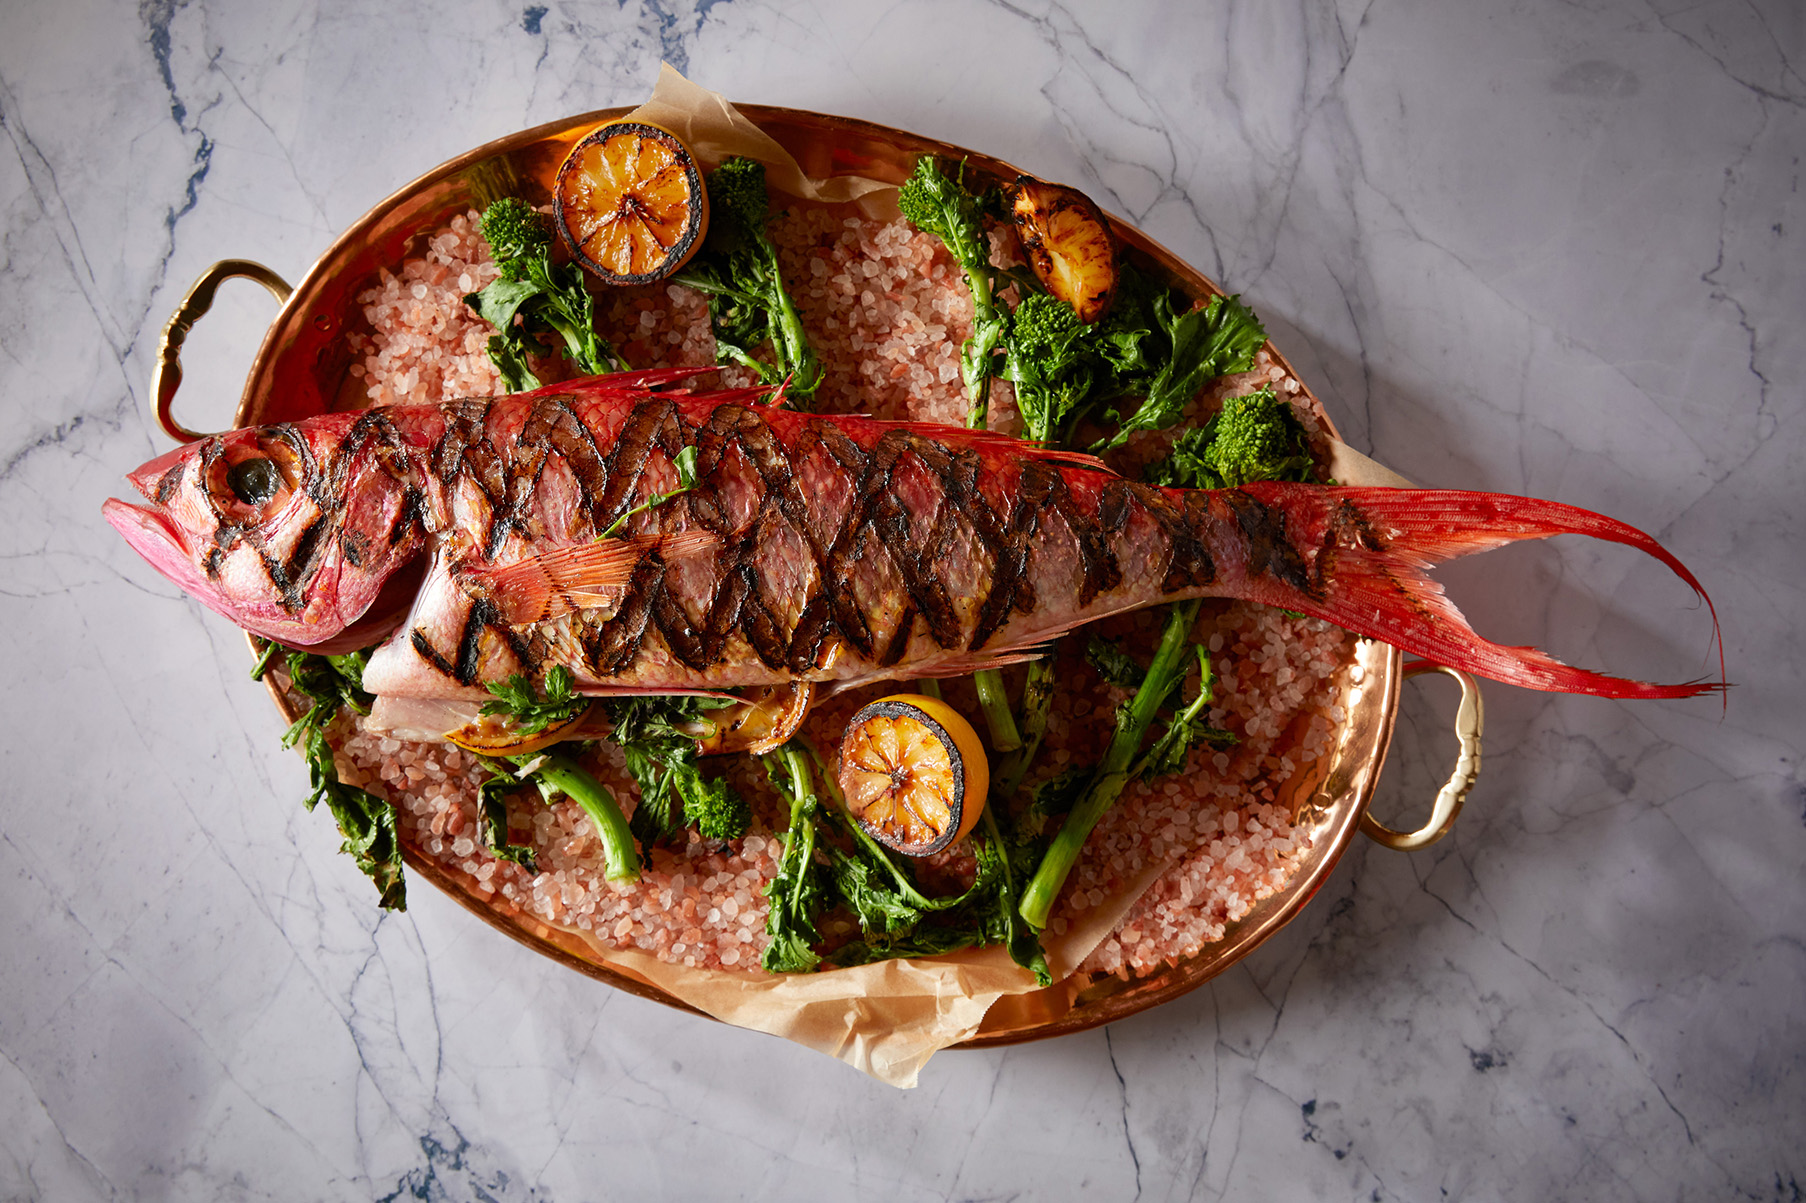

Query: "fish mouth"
left=105, top=495, right=417, bottom=652
left=102, top=497, right=220, bottom=605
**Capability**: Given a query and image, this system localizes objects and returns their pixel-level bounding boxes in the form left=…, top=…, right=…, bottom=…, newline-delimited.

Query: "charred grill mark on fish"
left=455, top=600, right=496, bottom=684
left=968, top=461, right=1053, bottom=650
left=1220, top=489, right=1306, bottom=597
left=595, top=397, right=684, bottom=533
left=879, top=602, right=918, bottom=667
left=689, top=406, right=811, bottom=670
left=653, top=558, right=711, bottom=670
left=409, top=626, right=460, bottom=680
left=495, top=395, right=610, bottom=554
left=407, top=594, right=498, bottom=686
left=388, top=486, right=425, bottom=546
left=431, top=401, right=506, bottom=547
left=155, top=463, right=183, bottom=505
left=1129, top=487, right=1212, bottom=594
left=270, top=516, right=328, bottom=608
left=585, top=555, right=663, bottom=675
left=1051, top=470, right=1123, bottom=606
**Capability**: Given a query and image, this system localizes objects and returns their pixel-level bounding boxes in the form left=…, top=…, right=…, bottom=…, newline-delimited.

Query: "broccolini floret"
left=896, top=155, right=1010, bottom=429
left=707, top=155, right=772, bottom=234
left=481, top=196, right=553, bottom=265
left=466, top=197, right=623, bottom=390
left=686, top=775, right=752, bottom=842
left=672, top=157, right=821, bottom=402
left=1000, top=291, right=1098, bottom=444
left=1144, top=386, right=1318, bottom=490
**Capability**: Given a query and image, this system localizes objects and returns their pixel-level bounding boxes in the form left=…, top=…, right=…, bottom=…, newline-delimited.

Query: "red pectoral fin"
left=468, top=530, right=718, bottom=625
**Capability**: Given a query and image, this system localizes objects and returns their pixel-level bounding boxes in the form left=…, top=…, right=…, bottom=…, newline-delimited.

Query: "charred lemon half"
left=442, top=706, right=591, bottom=758
left=838, top=695, right=989, bottom=857
left=1008, top=175, right=1119, bottom=323
left=554, top=120, right=708, bottom=284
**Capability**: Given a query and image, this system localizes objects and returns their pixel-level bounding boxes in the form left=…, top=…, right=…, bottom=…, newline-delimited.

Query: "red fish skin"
left=106, top=372, right=1723, bottom=703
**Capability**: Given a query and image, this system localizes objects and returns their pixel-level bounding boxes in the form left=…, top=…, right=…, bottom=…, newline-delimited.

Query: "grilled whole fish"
left=105, top=369, right=1722, bottom=717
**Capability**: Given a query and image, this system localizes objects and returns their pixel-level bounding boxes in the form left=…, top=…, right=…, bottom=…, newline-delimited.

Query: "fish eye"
left=227, top=457, right=282, bottom=505
left=205, top=434, right=302, bottom=523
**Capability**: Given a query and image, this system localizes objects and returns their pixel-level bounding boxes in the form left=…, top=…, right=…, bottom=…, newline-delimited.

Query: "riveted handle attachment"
left=153, top=259, right=293, bottom=443
left=1361, top=661, right=1483, bottom=851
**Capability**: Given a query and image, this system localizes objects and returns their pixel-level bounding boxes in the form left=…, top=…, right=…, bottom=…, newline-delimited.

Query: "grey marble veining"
left=2, top=0, right=1801, bottom=1198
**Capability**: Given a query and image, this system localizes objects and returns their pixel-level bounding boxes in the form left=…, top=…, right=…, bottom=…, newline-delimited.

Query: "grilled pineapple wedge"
left=1008, top=175, right=1119, bottom=323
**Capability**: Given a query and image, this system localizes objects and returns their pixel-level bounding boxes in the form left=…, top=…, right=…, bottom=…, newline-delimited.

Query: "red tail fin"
left=1230, top=484, right=1725, bottom=700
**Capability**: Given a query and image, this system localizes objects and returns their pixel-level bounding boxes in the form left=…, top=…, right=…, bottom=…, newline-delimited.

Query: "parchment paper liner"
left=625, top=64, right=897, bottom=209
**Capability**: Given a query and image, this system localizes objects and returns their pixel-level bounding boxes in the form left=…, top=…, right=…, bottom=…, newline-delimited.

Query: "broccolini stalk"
left=971, top=669, right=1022, bottom=753
left=761, top=743, right=828, bottom=973
left=978, top=806, right=1052, bottom=985
left=896, top=155, right=1009, bottom=430
left=1130, top=645, right=1232, bottom=783
left=467, top=198, right=624, bottom=390
left=531, top=753, right=640, bottom=883
left=991, top=659, right=1057, bottom=806
left=672, top=157, right=821, bottom=401
left=1019, top=598, right=1204, bottom=929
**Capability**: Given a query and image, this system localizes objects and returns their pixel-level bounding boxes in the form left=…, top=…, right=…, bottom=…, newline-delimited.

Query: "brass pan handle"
left=1361, top=661, right=1483, bottom=851
left=153, top=259, right=292, bottom=443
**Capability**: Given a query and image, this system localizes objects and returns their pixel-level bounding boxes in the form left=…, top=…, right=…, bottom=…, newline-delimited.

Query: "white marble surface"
left=3, top=0, right=1801, bottom=1197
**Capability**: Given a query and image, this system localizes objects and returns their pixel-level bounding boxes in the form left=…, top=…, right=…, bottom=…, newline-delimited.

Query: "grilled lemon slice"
left=554, top=120, right=708, bottom=284
left=1008, top=175, right=1119, bottom=323
left=837, top=695, right=989, bottom=856
left=442, top=706, right=591, bottom=757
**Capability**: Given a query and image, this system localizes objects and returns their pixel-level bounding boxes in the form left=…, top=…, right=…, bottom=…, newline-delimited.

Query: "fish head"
left=104, top=417, right=427, bottom=651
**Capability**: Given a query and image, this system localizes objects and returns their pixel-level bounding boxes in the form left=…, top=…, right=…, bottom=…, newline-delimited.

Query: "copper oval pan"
left=173, top=106, right=1448, bottom=1044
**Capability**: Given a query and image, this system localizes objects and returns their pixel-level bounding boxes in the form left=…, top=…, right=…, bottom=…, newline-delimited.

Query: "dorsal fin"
left=879, top=420, right=1115, bottom=473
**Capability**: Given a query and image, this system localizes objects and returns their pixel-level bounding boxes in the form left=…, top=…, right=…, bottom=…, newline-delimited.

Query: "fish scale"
left=103, top=369, right=1723, bottom=710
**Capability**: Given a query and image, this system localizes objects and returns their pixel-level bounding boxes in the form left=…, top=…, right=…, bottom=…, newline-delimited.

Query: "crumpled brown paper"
left=551, top=884, right=1168, bottom=1088
left=534, top=70, right=1413, bottom=1087
left=622, top=63, right=894, bottom=207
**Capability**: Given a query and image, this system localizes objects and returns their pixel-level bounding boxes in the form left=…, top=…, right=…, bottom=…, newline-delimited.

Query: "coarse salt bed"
left=330, top=203, right=1354, bottom=980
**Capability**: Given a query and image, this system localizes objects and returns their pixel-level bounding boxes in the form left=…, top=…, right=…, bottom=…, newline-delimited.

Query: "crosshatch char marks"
left=372, top=382, right=1312, bottom=698
left=153, top=408, right=428, bottom=645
